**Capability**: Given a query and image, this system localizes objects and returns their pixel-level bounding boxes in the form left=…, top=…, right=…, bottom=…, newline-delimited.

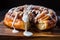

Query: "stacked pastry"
left=3, top=5, right=57, bottom=30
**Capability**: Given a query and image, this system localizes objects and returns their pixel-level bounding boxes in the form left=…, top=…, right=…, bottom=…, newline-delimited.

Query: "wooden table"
left=0, top=21, right=60, bottom=40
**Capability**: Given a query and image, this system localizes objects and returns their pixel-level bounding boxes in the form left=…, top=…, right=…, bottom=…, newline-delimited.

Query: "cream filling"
left=12, top=29, right=19, bottom=33
left=11, top=11, right=19, bottom=33
left=22, top=5, right=33, bottom=36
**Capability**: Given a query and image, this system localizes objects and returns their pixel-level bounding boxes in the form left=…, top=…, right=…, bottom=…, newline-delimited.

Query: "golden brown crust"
left=3, top=5, right=57, bottom=30
left=36, top=9, right=57, bottom=30
left=4, top=16, right=25, bottom=30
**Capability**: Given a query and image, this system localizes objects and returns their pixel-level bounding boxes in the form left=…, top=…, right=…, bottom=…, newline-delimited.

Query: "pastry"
left=3, top=5, right=57, bottom=30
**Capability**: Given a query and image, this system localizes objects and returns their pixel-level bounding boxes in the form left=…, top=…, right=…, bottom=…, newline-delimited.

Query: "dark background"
left=0, top=1, right=60, bottom=40
left=0, top=0, right=60, bottom=21
left=0, top=0, right=60, bottom=10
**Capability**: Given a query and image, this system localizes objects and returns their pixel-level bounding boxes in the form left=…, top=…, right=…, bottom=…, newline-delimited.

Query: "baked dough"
left=3, top=5, right=57, bottom=30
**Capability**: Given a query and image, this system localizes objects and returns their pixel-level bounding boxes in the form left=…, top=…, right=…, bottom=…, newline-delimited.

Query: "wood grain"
left=0, top=21, right=60, bottom=37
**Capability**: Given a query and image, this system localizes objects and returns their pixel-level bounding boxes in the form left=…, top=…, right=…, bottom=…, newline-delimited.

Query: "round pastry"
left=3, top=5, right=57, bottom=30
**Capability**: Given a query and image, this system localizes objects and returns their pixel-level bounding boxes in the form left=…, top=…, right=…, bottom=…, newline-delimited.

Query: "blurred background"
left=0, top=0, right=60, bottom=21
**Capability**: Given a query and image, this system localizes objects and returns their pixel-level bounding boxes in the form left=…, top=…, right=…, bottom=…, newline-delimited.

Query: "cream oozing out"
left=11, top=8, right=20, bottom=33
left=22, top=5, right=33, bottom=36
left=22, top=5, right=34, bottom=22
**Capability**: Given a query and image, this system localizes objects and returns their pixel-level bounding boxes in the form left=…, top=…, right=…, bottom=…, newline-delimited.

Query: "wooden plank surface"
left=0, top=21, right=60, bottom=38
